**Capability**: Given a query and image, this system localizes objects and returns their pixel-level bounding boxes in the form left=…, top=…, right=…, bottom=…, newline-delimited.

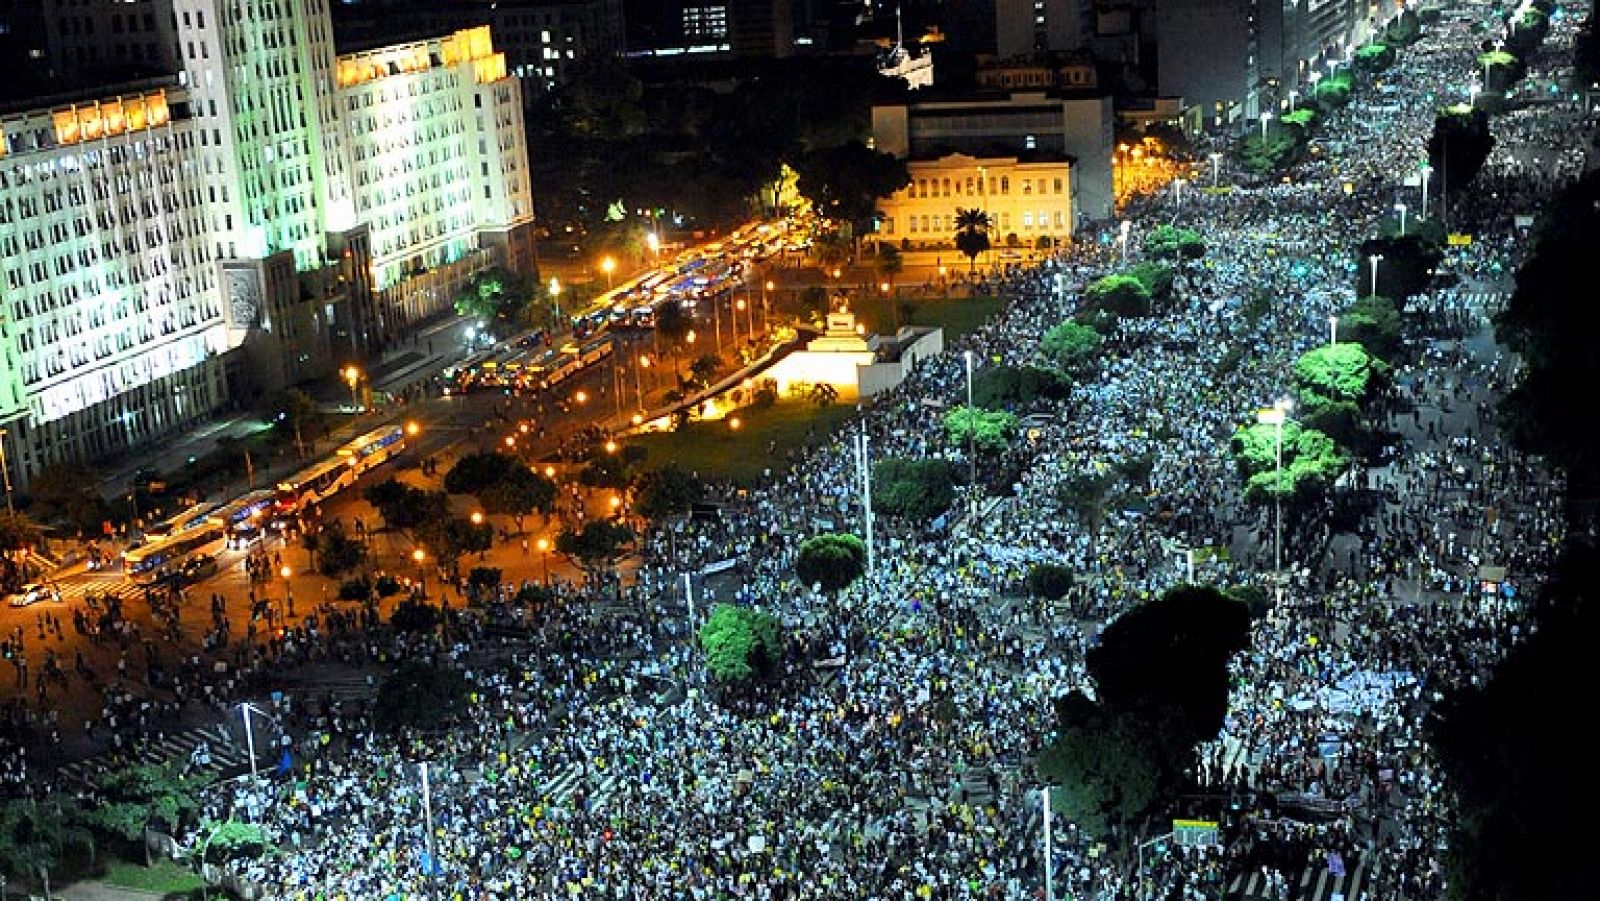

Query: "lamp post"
left=548, top=276, right=562, bottom=325
left=1330, top=315, right=1339, bottom=346
left=0, top=427, right=14, bottom=516
left=763, top=280, right=774, bottom=332
left=419, top=761, right=438, bottom=901
left=1395, top=201, right=1409, bottom=236
left=634, top=355, right=649, bottom=410
left=1420, top=164, right=1433, bottom=219
left=240, top=702, right=261, bottom=784
left=342, top=366, right=362, bottom=409
left=1368, top=253, right=1383, bottom=297
left=412, top=547, right=426, bottom=596
left=646, top=231, right=661, bottom=263
left=853, top=430, right=876, bottom=576
left=1260, top=111, right=1272, bottom=141
left=1042, top=786, right=1055, bottom=901
left=600, top=256, right=616, bottom=290
left=1118, top=219, right=1132, bottom=263
left=963, top=350, right=975, bottom=517
left=536, top=537, right=550, bottom=585
left=1287, top=89, right=1299, bottom=112
left=1209, top=151, right=1222, bottom=186
left=1255, top=399, right=1293, bottom=599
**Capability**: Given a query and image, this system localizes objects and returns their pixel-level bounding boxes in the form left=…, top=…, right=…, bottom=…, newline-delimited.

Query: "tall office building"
left=1, top=3, right=534, bottom=491
left=995, top=0, right=1094, bottom=58
left=0, top=86, right=230, bottom=488
left=1155, top=0, right=1261, bottom=129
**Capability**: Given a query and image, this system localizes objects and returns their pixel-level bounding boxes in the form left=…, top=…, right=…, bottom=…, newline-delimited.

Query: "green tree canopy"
left=478, top=464, right=558, bottom=532
left=633, top=464, right=705, bottom=521
left=1143, top=225, right=1206, bottom=260
left=27, top=462, right=105, bottom=533
left=872, top=458, right=960, bottom=523
left=1038, top=321, right=1103, bottom=373
left=795, top=532, right=866, bottom=593
left=312, top=521, right=367, bottom=577
left=363, top=480, right=449, bottom=534
left=971, top=365, right=1073, bottom=407
left=1080, top=273, right=1153, bottom=320
left=267, top=388, right=323, bottom=458
left=443, top=452, right=519, bottom=495
left=375, top=661, right=467, bottom=732
left=793, top=140, right=910, bottom=241
left=1025, top=563, right=1074, bottom=600
left=1355, top=232, right=1444, bottom=303
left=1355, top=42, right=1395, bottom=71
left=943, top=406, right=1019, bottom=454
left=1038, top=694, right=1166, bottom=838
left=556, top=519, right=636, bottom=579
left=1125, top=261, right=1176, bottom=300
left=1338, top=295, right=1403, bottom=361
left=452, top=267, right=533, bottom=339
left=1428, top=106, right=1496, bottom=194
left=1230, top=419, right=1348, bottom=503
left=699, top=603, right=785, bottom=682
left=1294, top=342, right=1388, bottom=408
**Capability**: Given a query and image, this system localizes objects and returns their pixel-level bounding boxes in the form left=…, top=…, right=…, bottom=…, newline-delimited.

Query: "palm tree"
left=954, top=208, right=992, bottom=272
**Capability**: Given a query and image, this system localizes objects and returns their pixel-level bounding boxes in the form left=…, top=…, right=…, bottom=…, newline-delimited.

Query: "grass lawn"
left=849, top=292, right=1004, bottom=342
left=630, top=399, right=856, bottom=485
left=102, top=858, right=209, bottom=895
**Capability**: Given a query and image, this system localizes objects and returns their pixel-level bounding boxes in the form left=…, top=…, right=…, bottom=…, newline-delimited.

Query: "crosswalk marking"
left=539, top=763, right=621, bottom=813
left=43, top=576, right=142, bottom=606
left=1227, top=850, right=1367, bottom=900
left=56, top=724, right=251, bottom=790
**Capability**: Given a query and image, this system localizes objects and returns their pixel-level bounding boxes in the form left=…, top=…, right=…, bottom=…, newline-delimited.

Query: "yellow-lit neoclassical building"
left=876, top=152, right=1077, bottom=249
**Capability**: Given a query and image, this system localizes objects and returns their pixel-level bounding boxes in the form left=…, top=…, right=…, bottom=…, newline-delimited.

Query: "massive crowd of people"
left=0, top=1, right=1589, bottom=898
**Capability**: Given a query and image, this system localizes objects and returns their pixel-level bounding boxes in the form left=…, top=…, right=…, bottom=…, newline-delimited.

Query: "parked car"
left=6, top=583, right=62, bottom=607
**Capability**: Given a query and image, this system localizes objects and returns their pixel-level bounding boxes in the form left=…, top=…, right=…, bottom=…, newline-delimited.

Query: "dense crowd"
left=0, top=0, right=1588, bottom=898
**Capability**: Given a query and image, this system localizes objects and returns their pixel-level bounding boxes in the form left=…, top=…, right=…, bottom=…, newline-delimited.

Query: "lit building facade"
left=873, top=89, right=1113, bottom=225
left=875, top=153, right=1076, bottom=248
left=0, top=86, right=229, bottom=488
left=1, top=5, right=536, bottom=490
left=337, top=27, right=536, bottom=325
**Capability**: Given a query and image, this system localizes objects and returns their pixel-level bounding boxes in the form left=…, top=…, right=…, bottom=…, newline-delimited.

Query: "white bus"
left=142, top=502, right=222, bottom=541
left=123, top=521, right=227, bottom=584
left=216, top=489, right=276, bottom=548
left=275, top=456, right=358, bottom=517
left=338, top=424, right=407, bottom=475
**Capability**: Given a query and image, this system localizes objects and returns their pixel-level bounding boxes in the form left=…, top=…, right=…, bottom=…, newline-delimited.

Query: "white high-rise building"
left=0, top=4, right=535, bottom=492
left=0, top=87, right=230, bottom=485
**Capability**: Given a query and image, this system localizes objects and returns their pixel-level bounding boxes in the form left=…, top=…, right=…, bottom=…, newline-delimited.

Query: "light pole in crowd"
left=1369, top=253, right=1383, bottom=297
left=412, top=547, right=426, bottom=596
left=419, top=761, right=439, bottom=901
left=963, top=350, right=976, bottom=517
left=1469, top=80, right=1481, bottom=106
left=1420, top=163, right=1433, bottom=219
left=1171, top=178, right=1187, bottom=210
left=1209, top=152, right=1222, bottom=186
left=634, top=355, right=649, bottom=410
left=1260, top=111, right=1272, bottom=141
left=548, top=276, right=562, bottom=324
left=1330, top=315, right=1339, bottom=346
left=1395, top=201, right=1409, bottom=236
left=1041, top=786, right=1055, bottom=901
left=600, top=256, right=617, bottom=290
left=763, top=280, right=774, bottom=331
left=1287, top=89, right=1299, bottom=112
left=1118, top=219, right=1132, bottom=263
left=536, top=538, right=550, bottom=585
left=853, top=429, right=876, bottom=575
left=1256, top=399, right=1293, bottom=599
left=682, top=571, right=696, bottom=631
left=646, top=231, right=660, bottom=263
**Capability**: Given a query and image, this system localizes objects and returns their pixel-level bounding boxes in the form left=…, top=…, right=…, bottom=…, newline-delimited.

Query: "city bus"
left=123, top=521, right=228, bottom=584
left=337, top=424, right=407, bottom=474
left=141, top=502, right=222, bottom=541
left=216, top=489, right=276, bottom=548
left=275, top=456, right=358, bottom=517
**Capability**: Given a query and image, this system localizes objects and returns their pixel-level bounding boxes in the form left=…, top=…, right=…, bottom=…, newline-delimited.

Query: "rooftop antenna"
left=896, top=3, right=904, bottom=50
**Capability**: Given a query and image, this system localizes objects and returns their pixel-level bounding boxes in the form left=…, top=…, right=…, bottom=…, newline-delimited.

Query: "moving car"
left=6, top=583, right=62, bottom=607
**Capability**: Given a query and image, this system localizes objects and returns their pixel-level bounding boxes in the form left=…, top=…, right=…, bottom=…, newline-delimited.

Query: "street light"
left=342, top=366, right=362, bottom=408
left=535, top=537, right=550, bottom=585
left=1287, top=89, right=1299, bottom=112
left=1255, top=399, right=1293, bottom=599
left=963, top=349, right=975, bottom=517
left=600, top=256, right=617, bottom=290
left=548, top=276, right=563, bottom=323
left=412, top=547, right=426, bottom=595
left=406, top=421, right=421, bottom=437
left=1394, top=201, right=1408, bottom=236
left=1260, top=111, right=1273, bottom=141
left=1368, top=253, right=1384, bottom=297
left=634, top=354, right=649, bottom=410
left=1420, top=163, right=1433, bottom=218
left=0, top=427, right=14, bottom=516
left=1209, top=152, right=1222, bottom=186
left=1118, top=220, right=1131, bottom=263
left=470, top=511, right=484, bottom=525
left=646, top=231, right=660, bottom=261
left=1330, top=315, right=1339, bottom=346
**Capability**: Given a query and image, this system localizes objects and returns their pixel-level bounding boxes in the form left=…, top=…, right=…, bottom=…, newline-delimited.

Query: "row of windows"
left=909, top=174, right=1066, bottom=200
left=887, top=209, right=1066, bottom=235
